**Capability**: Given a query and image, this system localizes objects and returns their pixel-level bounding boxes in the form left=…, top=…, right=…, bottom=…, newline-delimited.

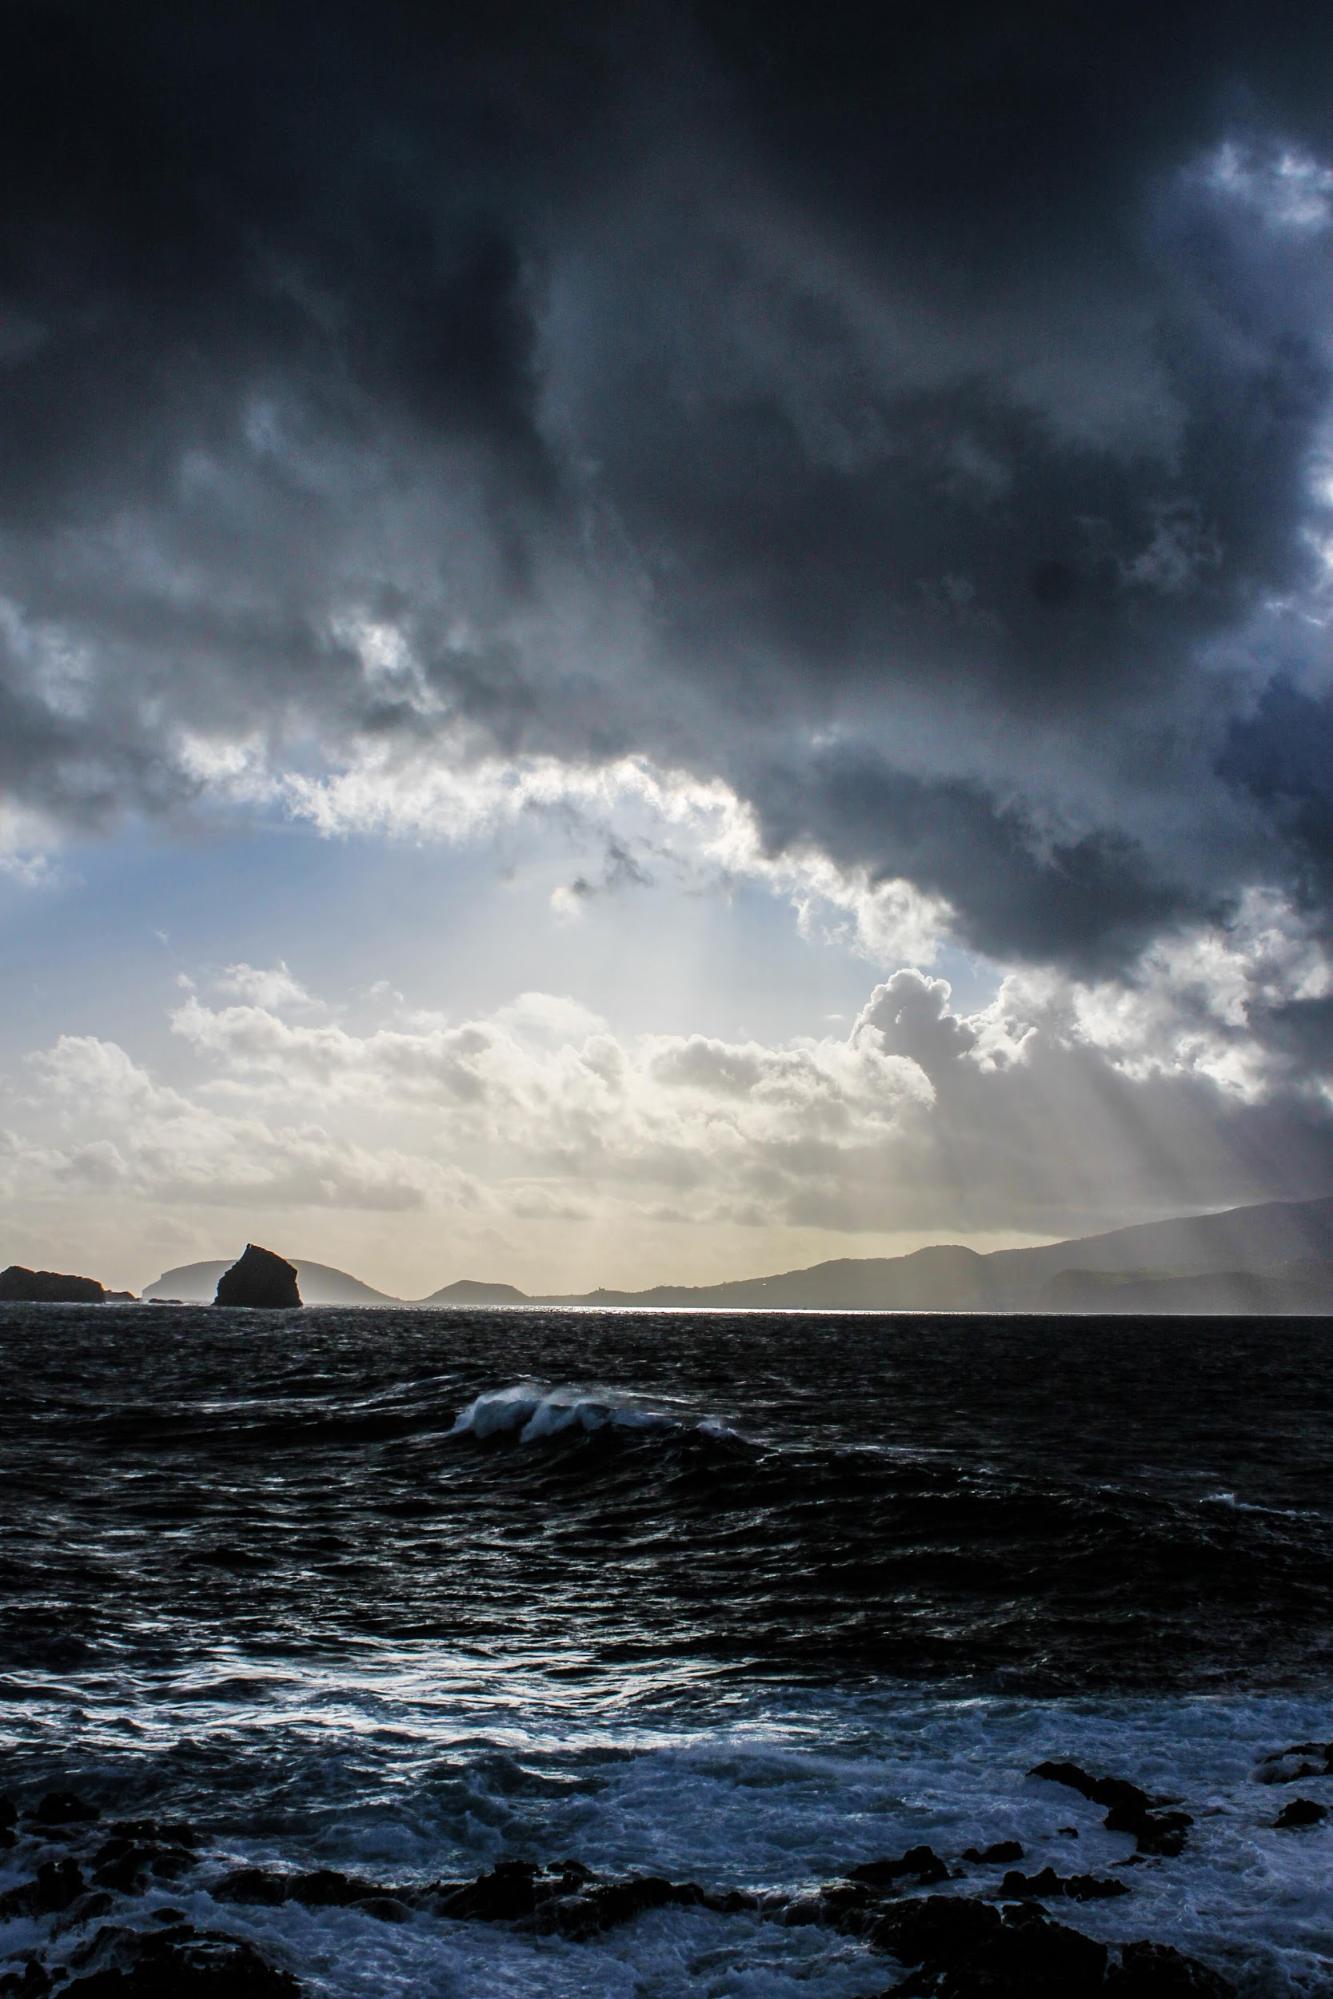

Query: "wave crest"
left=448, top=1381, right=733, bottom=1446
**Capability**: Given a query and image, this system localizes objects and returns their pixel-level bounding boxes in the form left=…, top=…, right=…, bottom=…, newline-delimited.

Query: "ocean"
left=1, top=1306, right=1330, bottom=1995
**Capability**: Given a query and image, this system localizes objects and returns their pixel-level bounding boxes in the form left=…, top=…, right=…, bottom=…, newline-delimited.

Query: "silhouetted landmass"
left=1042, top=1260, right=1333, bottom=1315
left=418, top=1279, right=530, bottom=1307
left=537, top=1196, right=1333, bottom=1313
left=214, top=1245, right=302, bottom=1309
left=124, top=1195, right=1333, bottom=1315
left=143, top=1258, right=396, bottom=1306
left=0, top=1265, right=107, bottom=1304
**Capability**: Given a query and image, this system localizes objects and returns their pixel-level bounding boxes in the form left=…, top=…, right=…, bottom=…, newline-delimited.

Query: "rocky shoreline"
left=4, top=1747, right=1327, bottom=1996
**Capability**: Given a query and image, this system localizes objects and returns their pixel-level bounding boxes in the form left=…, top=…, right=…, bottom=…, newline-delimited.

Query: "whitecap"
left=448, top=1381, right=734, bottom=1445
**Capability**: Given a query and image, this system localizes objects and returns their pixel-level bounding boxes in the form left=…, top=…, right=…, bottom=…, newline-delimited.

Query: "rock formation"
left=0, top=1266, right=106, bottom=1304
left=146, top=1257, right=396, bottom=1305
left=0, top=1776, right=1245, bottom=1998
left=213, top=1246, right=302, bottom=1309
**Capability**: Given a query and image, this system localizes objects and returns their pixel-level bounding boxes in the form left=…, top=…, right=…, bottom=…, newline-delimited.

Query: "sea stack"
left=0, top=1265, right=106, bottom=1304
left=214, top=1245, right=302, bottom=1308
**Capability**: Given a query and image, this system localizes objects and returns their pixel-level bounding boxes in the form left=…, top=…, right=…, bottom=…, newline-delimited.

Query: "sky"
left=1, top=0, right=1331, bottom=1298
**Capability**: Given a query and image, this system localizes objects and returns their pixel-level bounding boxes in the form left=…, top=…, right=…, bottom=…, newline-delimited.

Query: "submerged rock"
left=0, top=1266, right=105, bottom=1305
left=554, top=1874, right=708, bottom=1940
left=1256, top=1742, right=1333, bottom=1783
left=212, top=1865, right=388, bottom=1912
left=1029, top=1760, right=1192, bottom=1856
left=1104, top=1803, right=1193, bottom=1857
left=1273, top=1797, right=1328, bottom=1829
left=850, top=1844, right=951, bottom=1887
left=213, top=1246, right=301, bottom=1309
left=430, top=1858, right=544, bottom=1922
left=0, top=1859, right=86, bottom=1919
left=1106, top=1939, right=1236, bottom=1995
left=998, top=1866, right=1128, bottom=1901
left=90, top=1824, right=199, bottom=1895
left=31, top=1791, right=100, bottom=1830
left=0, top=1960, right=52, bottom=1995
left=1028, top=1761, right=1153, bottom=1816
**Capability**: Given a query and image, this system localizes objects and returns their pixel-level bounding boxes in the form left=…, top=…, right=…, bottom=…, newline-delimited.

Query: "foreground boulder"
left=0, top=1266, right=105, bottom=1304
left=214, top=1246, right=301, bottom=1309
left=64, top=1924, right=300, bottom=1996
left=870, top=1895, right=1108, bottom=1994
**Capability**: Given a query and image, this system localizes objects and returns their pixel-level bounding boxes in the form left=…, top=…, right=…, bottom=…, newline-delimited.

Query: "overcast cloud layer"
left=2, top=1, right=1331, bottom=1277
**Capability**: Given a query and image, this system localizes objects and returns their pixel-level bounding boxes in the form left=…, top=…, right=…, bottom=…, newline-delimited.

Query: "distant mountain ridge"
left=137, top=1196, right=1333, bottom=1314
left=564, top=1197, right=1333, bottom=1313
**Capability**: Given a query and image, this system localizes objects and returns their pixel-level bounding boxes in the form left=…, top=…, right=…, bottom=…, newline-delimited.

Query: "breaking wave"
left=448, top=1379, right=738, bottom=1445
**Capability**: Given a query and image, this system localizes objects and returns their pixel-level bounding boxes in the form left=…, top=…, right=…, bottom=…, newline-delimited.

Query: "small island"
left=0, top=1265, right=111, bottom=1304
left=214, top=1244, right=303, bottom=1308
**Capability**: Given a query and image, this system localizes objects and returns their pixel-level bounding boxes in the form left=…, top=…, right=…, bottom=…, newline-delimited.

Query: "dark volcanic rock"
left=1028, top=1760, right=1191, bottom=1856
left=64, top=1924, right=300, bottom=1997
left=860, top=1889, right=1235, bottom=1997
left=431, top=1858, right=542, bottom=1922
left=867, top=1892, right=1004, bottom=1962
left=212, top=1865, right=388, bottom=1911
left=54, top=1889, right=116, bottom=1932
left=421, top=1857, right=740, bottom=1937
left=1106, top=1939, right=1236, bottom=1995
left=0, top=1960, right=53, bottom=1996
left=850, top=1844, right=951, bottom=1887
left=0, top=1858, right=87, bottom=1919
left=91, top=1827, right=198, bottom=1895
left=0, top=1265, right=105, bottom=1304
left=105, top=1818, right=200, bottom=1849
left=1256, top=1741, right=1333, bottom=1783
left=213, top=1246, right=301, bottom=1309
left=998, top=1866, right=1128, bottom=1902
left=31, top=1790, right=101, bottom=1829
left=1103, top=1803, right=1193, bottom=1857
left=553, top=1874, right=707, bottom=1939
left=961, top=1841, right=1024, bottom=1865
left=872, top=1894, right=1108, bottom=1995
left=1028, top=1761, right=1153, bottom=1816
left=1273, top=1797, right=1328, bottom=1829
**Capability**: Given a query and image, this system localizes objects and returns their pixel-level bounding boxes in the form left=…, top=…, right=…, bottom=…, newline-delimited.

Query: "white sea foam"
left=148, top=1894, right=892, bottom=1999
left=1201, top=1490, right=1317, bottom=1520
left=448, top=1380, right=732, bottom=1444
left=4, top=1679, right=1332, bottom=1994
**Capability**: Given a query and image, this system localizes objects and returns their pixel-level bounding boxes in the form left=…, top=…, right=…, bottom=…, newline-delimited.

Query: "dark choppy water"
left=2, top=1306, right=1331, bottom=1994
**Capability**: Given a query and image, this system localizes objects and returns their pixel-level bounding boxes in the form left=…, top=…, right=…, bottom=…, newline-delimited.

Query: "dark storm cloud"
left=1, top=0, right=1331, bottom=981
left=1221, top=680, right=1333, bottom=907
left=748, top=752, right=1191, bottom=969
